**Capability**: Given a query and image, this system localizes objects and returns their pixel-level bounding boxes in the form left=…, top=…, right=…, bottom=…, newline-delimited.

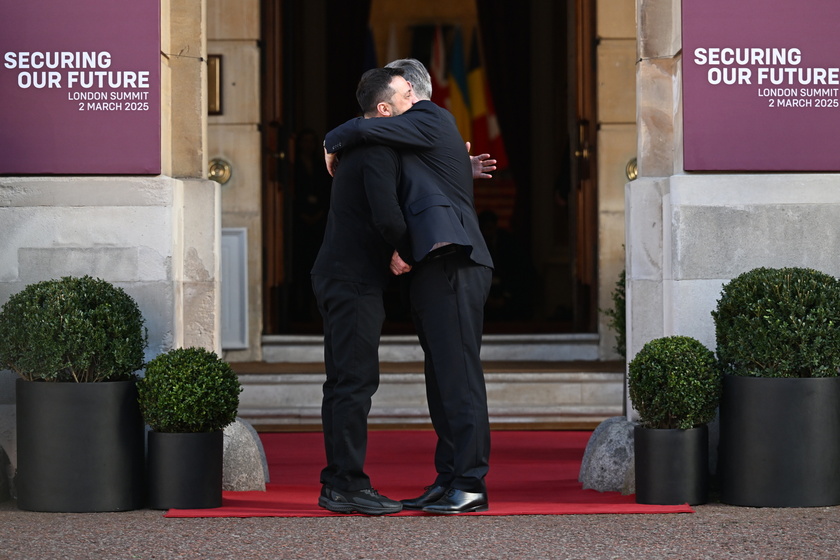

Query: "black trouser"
left=312, top=275, right=385, bottom=491
left=409, top=250, right=492, bottom=493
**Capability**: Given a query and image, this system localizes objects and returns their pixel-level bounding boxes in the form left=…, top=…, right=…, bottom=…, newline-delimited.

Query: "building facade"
left=9, top=0, right=827, bottom=480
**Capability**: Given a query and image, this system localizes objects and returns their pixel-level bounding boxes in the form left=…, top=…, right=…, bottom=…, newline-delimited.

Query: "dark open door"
left=571, top=0, right=599, bottom=332
left=260, top=0, right=600, bottom=337
left=260, top=0, right=290, bottom=334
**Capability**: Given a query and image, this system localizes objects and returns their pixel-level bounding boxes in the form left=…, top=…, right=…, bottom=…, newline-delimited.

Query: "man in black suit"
left=312, top=67, right=415, bottom=515
left=324, top=59, right=494, bottom=514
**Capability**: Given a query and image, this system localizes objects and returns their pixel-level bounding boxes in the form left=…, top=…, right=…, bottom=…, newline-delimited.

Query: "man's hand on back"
left=325, top=148, right=339, bottom=177
left=466, top=142, right=497, bottom=179
left=390, top=251, right=412, bottom=276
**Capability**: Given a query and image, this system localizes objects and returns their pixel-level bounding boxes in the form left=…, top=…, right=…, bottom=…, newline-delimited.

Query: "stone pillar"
left=166, top=0, right=221, bottom=354
left=207, top=0, right=263, bottom=361
left=626, top=0, right=684, bottom=418
left=596, top=0, right=638, bottom=360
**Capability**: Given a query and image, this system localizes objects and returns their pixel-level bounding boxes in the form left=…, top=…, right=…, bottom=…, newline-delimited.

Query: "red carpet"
left=165, top=431, right=693, bottom=517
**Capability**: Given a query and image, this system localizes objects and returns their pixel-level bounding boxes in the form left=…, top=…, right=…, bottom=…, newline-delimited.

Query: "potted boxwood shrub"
left=712, top=266, right=840, bottom=507
left=0, top=275, right=148, bottom=512
left=629, top=335, right=721, bottom=505
left=137, top=346, right=242, bottom=509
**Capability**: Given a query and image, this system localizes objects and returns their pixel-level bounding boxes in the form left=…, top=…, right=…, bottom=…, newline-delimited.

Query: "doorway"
left=260, top=0, right=598, bottom=336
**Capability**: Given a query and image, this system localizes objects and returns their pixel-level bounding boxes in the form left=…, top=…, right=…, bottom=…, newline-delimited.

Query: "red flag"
left=467, top=28, right=508, bottom=169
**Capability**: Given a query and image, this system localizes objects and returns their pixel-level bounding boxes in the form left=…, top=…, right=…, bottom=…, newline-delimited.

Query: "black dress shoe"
left=400, top=485, right=447, bottom=510
left=318, top=485, right=402, bottom=515
left=422, top=488, right=488, bottom=514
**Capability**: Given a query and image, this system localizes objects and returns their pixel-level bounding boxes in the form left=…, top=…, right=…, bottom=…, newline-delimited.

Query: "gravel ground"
left=2, top=500, right=839, bottom=559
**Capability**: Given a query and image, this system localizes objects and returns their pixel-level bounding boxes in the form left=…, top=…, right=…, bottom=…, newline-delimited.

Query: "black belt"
left=422, top=244, right=461, bottom=263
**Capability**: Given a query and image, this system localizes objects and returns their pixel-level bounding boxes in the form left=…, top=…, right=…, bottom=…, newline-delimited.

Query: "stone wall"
left=0, top=177, right=220, bottom=474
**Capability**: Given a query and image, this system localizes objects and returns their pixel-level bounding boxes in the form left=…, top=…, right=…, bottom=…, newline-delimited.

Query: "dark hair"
left=356, top=67, right=404, bottom=116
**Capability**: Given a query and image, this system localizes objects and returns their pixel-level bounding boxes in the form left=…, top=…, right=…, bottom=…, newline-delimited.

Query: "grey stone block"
left=578, top=416, right=636, bottom=492
left=622, top=457, right=636, bottom=495
left=18, top=247, right=140, bottom=283
left=222, top=417, right=268, bottom=492
left=0, top=371, right=15, bottom=405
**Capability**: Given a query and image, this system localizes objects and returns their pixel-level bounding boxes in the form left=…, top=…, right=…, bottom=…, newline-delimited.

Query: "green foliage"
left=712, top=267, right=840, bottom=378
left=628, top=336, right=721, bottom=429
left=137, top=347, right=242, bottom=433
left=0, top=276, right=147, bottom=382
left=602, top=270, right=626, bottom=359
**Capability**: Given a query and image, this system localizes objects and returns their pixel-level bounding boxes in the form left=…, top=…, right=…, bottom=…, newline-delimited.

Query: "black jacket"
left=325, top=100, right=493, bottom=269
left=311, top=144, right=409, bottom=288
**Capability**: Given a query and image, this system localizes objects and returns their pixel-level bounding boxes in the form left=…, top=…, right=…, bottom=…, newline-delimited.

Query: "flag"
left=467, top=28, right=508, bottom=169
left=429, top=25, right=449, bottom=107
left=445, top=27, right=471, bottom=141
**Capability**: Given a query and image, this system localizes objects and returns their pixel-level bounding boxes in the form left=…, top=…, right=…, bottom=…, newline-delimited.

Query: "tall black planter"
left=719, top=375, right=840, bottom=507
left=634, top=425, right=709, bottom=505
left=147, top=431, right=224, bottom=509
left=16, top=379, right=145, bottom=512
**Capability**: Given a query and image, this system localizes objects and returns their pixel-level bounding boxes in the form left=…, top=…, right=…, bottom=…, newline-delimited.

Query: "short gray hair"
left=385, top=58, right=432, bottom=100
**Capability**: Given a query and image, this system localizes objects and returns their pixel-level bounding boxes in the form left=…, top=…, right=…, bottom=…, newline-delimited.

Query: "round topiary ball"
left=0, top=275, right=147, bottom=382
left=138, top=347, right=242, bottom=433
left=712, top=267, right=840, bottom=378
left=629, top=336, right=721, bottom=430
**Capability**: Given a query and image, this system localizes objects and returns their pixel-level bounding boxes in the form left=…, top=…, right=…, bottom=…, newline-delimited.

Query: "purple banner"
left=682, top=1, right=840, bottom=171
left=0, top=1, right=160, bottom=174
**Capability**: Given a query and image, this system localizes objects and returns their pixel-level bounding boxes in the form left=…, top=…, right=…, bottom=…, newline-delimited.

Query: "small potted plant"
left=0, top=275, right=148, bottom=512
left=137, top=346, right=242, bottom=509
left=629, top=335, right=721, bottom=505
left=712, top=266, right=840, bottom=507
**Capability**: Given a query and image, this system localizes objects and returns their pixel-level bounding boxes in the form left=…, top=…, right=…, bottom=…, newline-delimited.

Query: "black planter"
left=16, top=378, right=145, bottom=512
left=719, top=375, right=840, bottom=507
left=634, top=425, right=709, bottom=505
left=147, top=430, right=224, bottom=509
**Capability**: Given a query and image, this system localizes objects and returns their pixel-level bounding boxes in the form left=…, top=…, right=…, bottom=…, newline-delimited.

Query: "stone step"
left=261, top=333, right=602, bottom=362
left=233, top=361, right=626, bottom=431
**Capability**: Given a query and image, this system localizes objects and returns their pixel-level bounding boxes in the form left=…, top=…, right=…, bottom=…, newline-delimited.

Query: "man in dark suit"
left=312, top=67, right=414, bottom=515
left=324, top=59, right=494, bottom=514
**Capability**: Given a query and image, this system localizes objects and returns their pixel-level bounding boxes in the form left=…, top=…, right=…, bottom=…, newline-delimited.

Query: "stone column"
left=207, top=0, right=263, bottom=361
left=167, top=0, right=222, bottom=353
left=625, top=0, right=683, bottom=414
left=596, top=0, right=638, bottom=360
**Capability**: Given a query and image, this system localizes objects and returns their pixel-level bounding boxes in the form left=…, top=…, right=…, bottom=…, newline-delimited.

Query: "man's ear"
left=377, top=101, right=392, bottom=118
